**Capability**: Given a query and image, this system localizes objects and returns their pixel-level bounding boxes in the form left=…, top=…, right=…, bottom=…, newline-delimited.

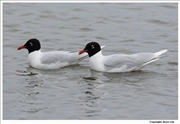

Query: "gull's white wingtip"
left=155, top=49, right=168, bottom=57
left=101, top=45, right=105, bottom=49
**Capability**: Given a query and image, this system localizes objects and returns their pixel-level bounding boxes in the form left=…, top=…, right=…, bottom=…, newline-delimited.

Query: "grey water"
left=3, top=3, right=178, bottom=120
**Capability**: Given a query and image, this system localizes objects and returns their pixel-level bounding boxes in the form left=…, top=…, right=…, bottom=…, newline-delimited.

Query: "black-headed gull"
left=79, top=42, right=168, bottom=72
left=18, top=38, right=89, bottom=69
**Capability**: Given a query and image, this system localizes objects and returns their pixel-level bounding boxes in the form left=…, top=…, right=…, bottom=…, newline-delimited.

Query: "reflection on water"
left=79, top=70, right=105, bottom=118
left=79, top=69, right=171, bottom=119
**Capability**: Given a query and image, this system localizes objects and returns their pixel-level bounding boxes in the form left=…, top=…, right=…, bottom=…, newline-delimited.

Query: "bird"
left=79, top=42, right=168, bottom=73
left=17, top=38, right=90, bottom=70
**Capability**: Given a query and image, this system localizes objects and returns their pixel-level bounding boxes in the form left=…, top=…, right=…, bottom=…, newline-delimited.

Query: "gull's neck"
left=89, top=50, right=105, bottom=71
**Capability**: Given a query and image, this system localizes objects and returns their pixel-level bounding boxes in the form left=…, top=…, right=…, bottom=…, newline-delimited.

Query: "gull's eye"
left=91, top=45, right=94, bottom=49
left=30, top=42, right=33, bottom=46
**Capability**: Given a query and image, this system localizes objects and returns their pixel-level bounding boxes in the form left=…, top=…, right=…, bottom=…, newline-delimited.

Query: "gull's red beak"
left=79, top=49, right=87, bottom=55
left=18, top=45, right=26, bottom=50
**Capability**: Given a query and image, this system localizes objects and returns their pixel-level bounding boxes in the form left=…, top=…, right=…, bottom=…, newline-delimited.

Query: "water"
left=3, top=3, right=178, bottom=120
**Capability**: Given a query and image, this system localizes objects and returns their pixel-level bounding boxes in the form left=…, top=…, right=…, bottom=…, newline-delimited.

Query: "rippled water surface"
left=3, top=3, right=178, bottom=120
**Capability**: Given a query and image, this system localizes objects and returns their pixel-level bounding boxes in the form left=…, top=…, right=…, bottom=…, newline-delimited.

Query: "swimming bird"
left=79, top=42, right=167, bottom=73
left=17, top=38, right=89, bottom=69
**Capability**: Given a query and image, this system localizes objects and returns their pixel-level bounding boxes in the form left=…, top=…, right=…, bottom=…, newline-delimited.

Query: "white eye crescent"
left=30, top=42, right=33, bottom=46
left=91, top=45, right=94, bottom=49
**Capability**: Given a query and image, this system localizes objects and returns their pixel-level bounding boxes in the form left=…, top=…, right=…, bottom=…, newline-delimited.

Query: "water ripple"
left=147, top=19, right=169, bottom=25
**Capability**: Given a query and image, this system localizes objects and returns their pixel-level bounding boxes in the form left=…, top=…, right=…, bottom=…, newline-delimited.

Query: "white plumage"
left=27, top=50, right=87, bottom=69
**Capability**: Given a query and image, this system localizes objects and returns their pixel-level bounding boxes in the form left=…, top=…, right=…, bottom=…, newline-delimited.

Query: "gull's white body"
left=28, top=50, right=87, bottom=69
left=89, top=50, right=168, bottom=72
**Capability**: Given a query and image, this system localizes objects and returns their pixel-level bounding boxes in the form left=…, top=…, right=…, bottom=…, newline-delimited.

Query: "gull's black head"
left=79, top=42, right=101, bottom=57
left=18, top=38, right=41, bottom=54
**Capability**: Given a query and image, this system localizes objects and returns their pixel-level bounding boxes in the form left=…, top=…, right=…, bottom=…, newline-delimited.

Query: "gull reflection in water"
left=79, top=69, right=109, bottom=118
